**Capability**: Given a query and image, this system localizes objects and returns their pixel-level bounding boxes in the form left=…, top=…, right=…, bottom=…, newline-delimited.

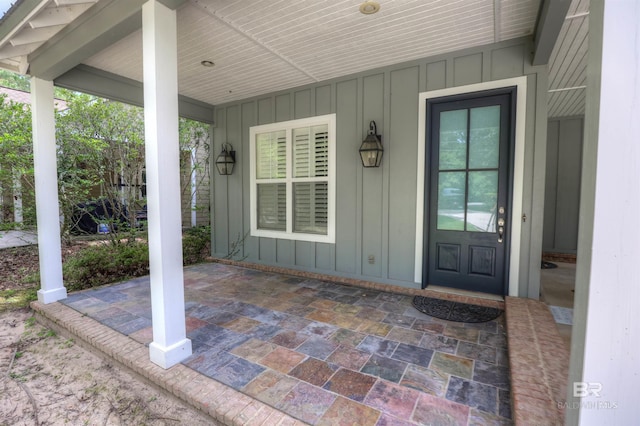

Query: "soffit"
left=0, top=0, right=99, bottom=73
left=84, top=0, right=541, bottom=106
left=547, top=0, right=589, bottom=118
left=0, top=0, right=586, bottom=118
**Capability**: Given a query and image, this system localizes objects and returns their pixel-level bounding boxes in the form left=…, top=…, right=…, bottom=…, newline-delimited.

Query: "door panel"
left=426, top=91, right=512, bottom=295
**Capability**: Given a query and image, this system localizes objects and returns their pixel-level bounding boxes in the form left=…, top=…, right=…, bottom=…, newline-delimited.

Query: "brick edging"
left=210, top=257, right=505, bottom=310
left=542, top=252, right=577, bottom=264
left=30, top=301, right=306, bottom=426
left=505, top=297, right=569, bottom=425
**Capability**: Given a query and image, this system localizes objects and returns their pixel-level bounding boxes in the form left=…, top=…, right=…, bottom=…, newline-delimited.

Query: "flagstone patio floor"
left=35, top=262, right=513, bottom=425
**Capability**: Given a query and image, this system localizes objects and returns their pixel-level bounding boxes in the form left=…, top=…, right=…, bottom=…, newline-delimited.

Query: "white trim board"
left=414, top=76, right=527, bottom=298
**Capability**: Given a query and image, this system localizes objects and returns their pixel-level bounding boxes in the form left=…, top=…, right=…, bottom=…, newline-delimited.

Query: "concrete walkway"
left=0, top=230, right=38, bottom=249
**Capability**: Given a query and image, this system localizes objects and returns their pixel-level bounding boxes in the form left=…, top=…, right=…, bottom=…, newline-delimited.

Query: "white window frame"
left=250, top=114, right=336, bottom=243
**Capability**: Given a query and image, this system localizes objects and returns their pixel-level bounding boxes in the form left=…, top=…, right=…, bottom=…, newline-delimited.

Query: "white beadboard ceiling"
left=84, top=0, right=541, bottom=106
left=547, top=0, right=589, bottom=118
left=0, top=0, right=589, bottom=118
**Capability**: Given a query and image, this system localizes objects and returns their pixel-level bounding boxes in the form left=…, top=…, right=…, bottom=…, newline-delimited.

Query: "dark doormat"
left=412, top=296, right=503, bottom=323
left=541, top=261, right=558, bottom=269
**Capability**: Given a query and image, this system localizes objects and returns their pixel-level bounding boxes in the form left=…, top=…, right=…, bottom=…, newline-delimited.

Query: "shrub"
left=63, top=241, right=149, bottom=291
left=62, top=227, right=211, bottom=292
left=182, top=226, right=211, bottom=265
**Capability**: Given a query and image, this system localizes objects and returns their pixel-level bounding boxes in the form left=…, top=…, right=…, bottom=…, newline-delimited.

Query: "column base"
left=149, top=338, right=192, bottom=369
left=37, top=287, right=67, bottom=304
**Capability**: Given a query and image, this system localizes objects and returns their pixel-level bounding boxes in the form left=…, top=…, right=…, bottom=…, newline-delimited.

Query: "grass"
left=0, top=288, right=38, bottom=313
left=437, top=214, right=483, bottom=232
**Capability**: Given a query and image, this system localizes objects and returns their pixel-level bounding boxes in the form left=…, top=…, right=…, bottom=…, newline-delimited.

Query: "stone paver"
left=32, top=262, right=520, bottom=425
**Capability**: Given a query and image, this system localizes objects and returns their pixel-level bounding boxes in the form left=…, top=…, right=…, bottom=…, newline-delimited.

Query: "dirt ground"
left=0, top=243, right=219, bottom=425
left=0, top=308, right=218, bottom=426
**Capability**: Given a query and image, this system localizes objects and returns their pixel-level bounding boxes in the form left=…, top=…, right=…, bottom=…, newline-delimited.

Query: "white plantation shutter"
left=294, top=182, right=328, bottom=234
left=256, top=131, right=286, bottom=179
left=250, top=114, right=335, bottom=243
left=312, top=125, right=329, bottom=177
left=292, top=124, right=329, bottom=234
left=293, top=125, right=328, bottom=178
left=293, top=127, right=310, bottom=178
left=257, top=183, right=286, bottom=230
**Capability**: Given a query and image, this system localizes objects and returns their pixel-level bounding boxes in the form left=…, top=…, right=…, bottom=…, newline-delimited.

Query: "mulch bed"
left=0, top=244, right=85, bottom=291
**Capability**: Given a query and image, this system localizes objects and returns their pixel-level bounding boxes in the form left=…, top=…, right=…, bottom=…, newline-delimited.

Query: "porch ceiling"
left=0, top=0, right=588, bottom=118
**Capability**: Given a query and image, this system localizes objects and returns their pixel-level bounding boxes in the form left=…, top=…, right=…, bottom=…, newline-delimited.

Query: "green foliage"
left=179, top=118, right=211, bottom=219
left=62, top=231, right=213, bottom=291
left=0, top=70, right=30, bottom=92
left=0, top=288, right=37, bottom=313
left=37, top=328, right=56, bottom=338
left=1, top=69, right=211, bottom=242
left=56, top=93, right=146, bottom=243
left=63, top=241, right=150, bottom=291
left=0, top=93, right=36, bottom=226
left=182, top=226, right=211, bottom=265
left=0, top=222, right=22, bottom=231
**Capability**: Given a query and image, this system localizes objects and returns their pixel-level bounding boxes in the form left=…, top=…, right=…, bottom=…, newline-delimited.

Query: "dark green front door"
left=425, top=90, right=514, bottom=295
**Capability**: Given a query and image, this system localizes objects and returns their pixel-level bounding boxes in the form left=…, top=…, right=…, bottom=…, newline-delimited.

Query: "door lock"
left=497, top=218, right=505, bottom=243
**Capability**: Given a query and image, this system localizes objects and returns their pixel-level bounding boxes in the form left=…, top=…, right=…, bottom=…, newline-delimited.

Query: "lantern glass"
left=215, top=146, right=235, bottom=175
left=359, top=133, right=383, bottom=167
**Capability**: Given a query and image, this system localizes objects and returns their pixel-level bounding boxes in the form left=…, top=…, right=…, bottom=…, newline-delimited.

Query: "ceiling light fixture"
left=200, top=60, right=215, bottom=67
left=359, top=1, right=380, bottom=15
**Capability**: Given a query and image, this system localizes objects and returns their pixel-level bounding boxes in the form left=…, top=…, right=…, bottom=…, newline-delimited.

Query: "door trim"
left=414, top=76, right=527, bottom=297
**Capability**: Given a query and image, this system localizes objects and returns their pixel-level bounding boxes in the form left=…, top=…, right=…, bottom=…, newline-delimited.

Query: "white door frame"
left=414, top=76, right=527, bottom=297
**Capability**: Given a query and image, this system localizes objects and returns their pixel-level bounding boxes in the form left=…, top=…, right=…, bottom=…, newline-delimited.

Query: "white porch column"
left=566, top=1, right=640, bottom=424
left=142, top=0, right=191, bottom=369
left=13, top=171, right=23, bottom=224
left=32, top=78, right=66, bottom=304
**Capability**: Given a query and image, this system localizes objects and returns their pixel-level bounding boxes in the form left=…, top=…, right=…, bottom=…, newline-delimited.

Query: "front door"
left=425, top=90, right=514, bottom=295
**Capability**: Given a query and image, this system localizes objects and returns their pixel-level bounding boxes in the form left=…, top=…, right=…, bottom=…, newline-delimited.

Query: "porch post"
left=566, top=0, right=640, bottom=424
left=142, top=0, right=191, bottom=368
left=13, top=172, right=23, bottom=224
left=31, top=78, right=66, bottom=304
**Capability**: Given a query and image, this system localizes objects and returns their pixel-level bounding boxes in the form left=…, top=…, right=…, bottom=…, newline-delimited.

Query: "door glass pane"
left=257, top=183, right=286, bottom=230
left=469, top=106, right=500, bottom=169
left=467, top=171, right=498, bottom=232
left=437, top=171, right=465, bottom=230
left=439, top=110, right=468, bottom=170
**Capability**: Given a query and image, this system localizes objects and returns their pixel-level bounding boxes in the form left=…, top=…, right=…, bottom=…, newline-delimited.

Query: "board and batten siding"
left=544, top=117, right=583, bottom=253
left=211, top=37, right=548, bottom=296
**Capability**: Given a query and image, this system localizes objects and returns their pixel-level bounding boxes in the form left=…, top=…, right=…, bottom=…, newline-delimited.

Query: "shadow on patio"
left=33, top=262, right=515, bottom=425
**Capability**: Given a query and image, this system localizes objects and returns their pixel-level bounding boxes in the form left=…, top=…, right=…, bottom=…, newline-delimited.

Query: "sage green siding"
left=212, top=37, right=548, bottom=295
left=544, top=117, right=584, bottom=253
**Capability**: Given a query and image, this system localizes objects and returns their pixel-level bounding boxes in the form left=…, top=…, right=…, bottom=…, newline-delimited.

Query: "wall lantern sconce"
left=359, top=121, right=383, bottom=167
left=215, top=143, right=236, bottom=175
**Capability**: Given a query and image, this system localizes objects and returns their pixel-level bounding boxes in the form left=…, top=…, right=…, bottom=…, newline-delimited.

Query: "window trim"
left=250, top=114, right=336, bottom=244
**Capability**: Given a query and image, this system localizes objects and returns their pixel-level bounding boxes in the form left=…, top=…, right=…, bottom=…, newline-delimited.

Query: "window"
left=250, top=114, right=336, bottom=243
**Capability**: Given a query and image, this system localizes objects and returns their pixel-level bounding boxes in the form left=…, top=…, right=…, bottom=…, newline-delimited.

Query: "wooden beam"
left=532, top=0, right=572, bottom=66
left=28, top=3, right=93, bottom=28
left=55, top=64, right=215, bottom=124
left=10, top=25, right=66, bottom=46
